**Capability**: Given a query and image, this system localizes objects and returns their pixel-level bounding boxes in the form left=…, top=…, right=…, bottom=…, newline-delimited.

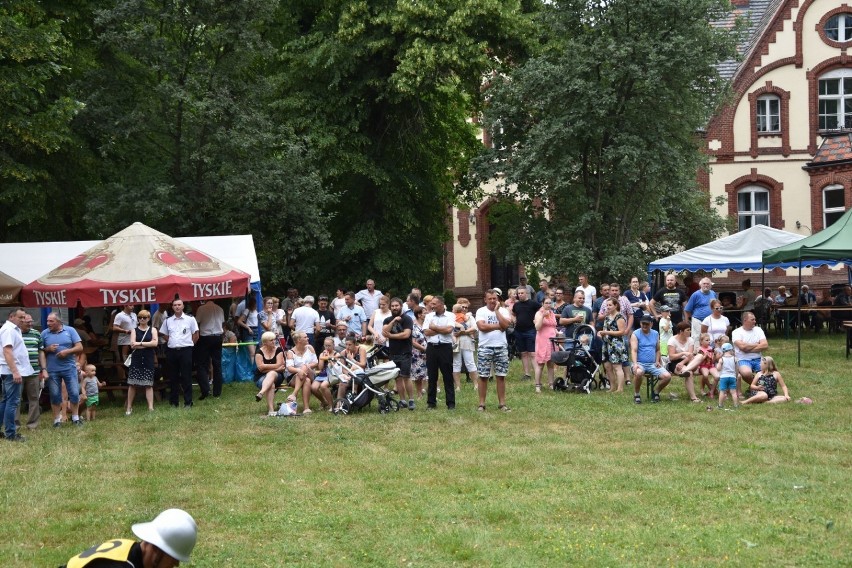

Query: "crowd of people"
left=0, top=272, right=823, bottom=439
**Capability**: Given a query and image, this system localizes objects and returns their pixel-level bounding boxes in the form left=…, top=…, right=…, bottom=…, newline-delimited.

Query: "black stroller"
left=327, top=347, right=400, bottom=415
left=550, top=324, right=604, bottom=393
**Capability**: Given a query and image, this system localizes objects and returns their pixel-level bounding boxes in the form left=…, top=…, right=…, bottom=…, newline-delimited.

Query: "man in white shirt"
left=732, top=311, right=768, bottom=391
left=355, top=279, right=382, bottom=319
left=159, top=299, right=199, bottom=408
left=576, top=273, right=596, bottom=310
left=291, top=295, right=320, bottom=344
left=194, top=300, right=225, bottom=399
left=475, top=290, right=512, bottom=412
left=1, top=308, right=33, bottom=441
left=423, top=295, right=456, bottom=410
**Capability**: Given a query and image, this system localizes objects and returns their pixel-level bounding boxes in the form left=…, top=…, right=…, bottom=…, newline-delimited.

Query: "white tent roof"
left=649, top=225, right=805, bottom=272
left=0, top=234, right=260, bottom=285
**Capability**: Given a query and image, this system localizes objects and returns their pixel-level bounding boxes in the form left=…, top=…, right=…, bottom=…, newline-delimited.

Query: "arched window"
left=823, top=184, right=846, bottom=228
left=737, top=186, right=769, bottom=231
left=756, top=95, right=780, bottom=133
left=818, top=69, right=852, bottom=131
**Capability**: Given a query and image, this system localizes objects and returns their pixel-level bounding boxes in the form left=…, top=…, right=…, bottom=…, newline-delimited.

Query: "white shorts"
left=453, top=349, right=477, bottom=373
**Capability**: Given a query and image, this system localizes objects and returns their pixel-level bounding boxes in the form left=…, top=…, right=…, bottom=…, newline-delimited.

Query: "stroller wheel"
left=332, top=398, right=349, bottom=415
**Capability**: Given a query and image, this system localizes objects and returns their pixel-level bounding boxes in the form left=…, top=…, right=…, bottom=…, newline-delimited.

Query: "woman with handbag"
left=126, top=309, right=158, bottom=415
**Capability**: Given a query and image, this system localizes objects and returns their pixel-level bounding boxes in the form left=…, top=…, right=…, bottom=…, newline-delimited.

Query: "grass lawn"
left=1, top=331, right=850, bottom=567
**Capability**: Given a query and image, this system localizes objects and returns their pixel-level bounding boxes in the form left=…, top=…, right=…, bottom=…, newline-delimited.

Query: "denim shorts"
left=635, top=361, right=667, bottom=378
left=737, top=358, right=761, bottom=374
left=48, top=368, right=80, bottom=405
left=718, top=376, right=737, bottom=391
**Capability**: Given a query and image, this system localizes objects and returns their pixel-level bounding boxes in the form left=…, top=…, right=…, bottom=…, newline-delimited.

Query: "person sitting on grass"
left=630, top=315, right=672, bottom=404
left=741, top=356, right=790, bottom=405
left=254, top=332, right=286, bottom=417
left=79, top=364, right=105, bottom=422
left=60, top=508, right=197, bottom=568
left=716, top=342, right=739, bottom=409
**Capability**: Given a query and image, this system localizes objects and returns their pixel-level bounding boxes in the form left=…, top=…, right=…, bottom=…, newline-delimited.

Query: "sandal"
left=691, top=398, right=702, bottom=403
left=498, top=405, right=512, bottom=413
left=477, top=405, right=486, bottom=412
left=268, top=411, right=277, bottom=417
left=302, top=408, right=312, bottom=415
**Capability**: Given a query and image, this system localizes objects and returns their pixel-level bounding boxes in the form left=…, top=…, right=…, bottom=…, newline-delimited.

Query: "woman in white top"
left=285, top=331, right=318, bottom=414
left=238, top=296, right=259, bottom=359
left=331, top=287, right=347, bottom=318
left=700, top=299, right=731, bottom=343
left=666, top=322, right=701, bottom=402
left=367, top=295, right=392, bottom=346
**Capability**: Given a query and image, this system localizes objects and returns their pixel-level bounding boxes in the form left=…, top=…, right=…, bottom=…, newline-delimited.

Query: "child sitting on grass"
left=80, top=364, right=106, bottom=421
left=716, top=343, right=738, bottom=409
left=742, top=356, right=790, bottom=405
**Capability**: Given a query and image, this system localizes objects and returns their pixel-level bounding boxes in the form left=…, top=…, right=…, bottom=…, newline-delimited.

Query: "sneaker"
left=397, top=400, right=408, bottom=411
left=408, top=400, right=415, bottom=411
left=522, top=374, right=531, bottom=381
left=625, top=380, right=632, bottom=386
left=53, top=420, right=62, bottom=428
left=6, top=433, right=26, bottom=442
left=498, top=405, right=512, bottom=413
left=72, top=419, right=84, bottom=426
left=652, top=392, right=661, bottom=403
left=634, top=394, right=642, bottom=404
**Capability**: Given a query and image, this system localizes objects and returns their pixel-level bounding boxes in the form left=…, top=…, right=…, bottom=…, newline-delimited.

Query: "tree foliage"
left=469, top=0, right=740, bottom=285
left=77, top=0, right=330, bottom=290
left=0, top=1, right=83, bottom=239
left=276, top=0, right=535, bottom=293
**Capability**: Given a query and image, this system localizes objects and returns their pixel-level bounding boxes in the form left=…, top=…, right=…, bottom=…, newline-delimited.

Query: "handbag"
left=124, top=327, right=151, bottom=367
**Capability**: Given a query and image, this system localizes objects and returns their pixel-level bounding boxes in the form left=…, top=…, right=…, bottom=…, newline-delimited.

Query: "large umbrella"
left=0, top=271, right=23, bottom=306
left=22, top=222, right=251, bottom=308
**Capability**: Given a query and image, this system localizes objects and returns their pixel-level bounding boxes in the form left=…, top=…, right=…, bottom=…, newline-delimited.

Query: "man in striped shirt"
left=19, top=313, right=47, bottom=430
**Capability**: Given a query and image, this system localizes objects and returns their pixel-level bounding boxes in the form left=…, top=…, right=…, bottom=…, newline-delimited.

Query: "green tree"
left=469, top=0, right=740, bottom=285
left=78, top=0, right=330, bottom=290
left=0, top=1, right=83, bottom=240
left=276, top=0, right=535, bottom=292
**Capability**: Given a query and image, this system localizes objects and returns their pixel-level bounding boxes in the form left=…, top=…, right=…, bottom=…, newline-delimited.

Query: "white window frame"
left=737, top=186, right=770, bottom=231
left=823, top=184, right=846, bottom=228
left=818, top=69, right=852, bottom=131
left=756, top=94, right=780, bottom=133
left=825, top=13, right=852, bottom=42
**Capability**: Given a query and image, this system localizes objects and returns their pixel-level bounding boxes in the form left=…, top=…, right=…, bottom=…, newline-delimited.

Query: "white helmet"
left=132, top=508, right=197, bottom=562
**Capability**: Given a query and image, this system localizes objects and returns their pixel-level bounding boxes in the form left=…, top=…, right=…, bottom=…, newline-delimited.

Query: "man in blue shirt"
left=338, top=292, right=367, bottom=339
left=42, top=312, right=84, bottom=427
left=630, top=315, right=671, bottom=404
left=684, top=277, right=717, bottom=338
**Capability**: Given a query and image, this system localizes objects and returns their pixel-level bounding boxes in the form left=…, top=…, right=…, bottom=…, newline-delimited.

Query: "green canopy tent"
left=762, top=206, right=852, bottom=365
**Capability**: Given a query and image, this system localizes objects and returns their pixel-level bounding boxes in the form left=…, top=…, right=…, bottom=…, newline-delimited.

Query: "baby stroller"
left=327, top=349, right=400, bottom=415
left=550, top=324, right=602, bottom=393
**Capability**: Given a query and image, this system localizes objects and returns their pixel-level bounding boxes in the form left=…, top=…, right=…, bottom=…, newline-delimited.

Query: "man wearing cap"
left=291, top=295, right=320, bottom=345
left=194, top=300, right=224, bottom=399
left=60, top=508, right=197, bottom=567
left=684, top=277, right=716, bottom=337
left=630, top=314, right=672, bottom=403
left=314, top=295, right=337, bottom=352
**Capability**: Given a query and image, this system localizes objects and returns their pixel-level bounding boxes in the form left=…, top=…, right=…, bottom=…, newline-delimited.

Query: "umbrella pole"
left=797, top=260, right=802, bottom=367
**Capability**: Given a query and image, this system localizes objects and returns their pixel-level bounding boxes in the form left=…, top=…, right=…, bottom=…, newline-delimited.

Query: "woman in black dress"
left=126, top=309, right=158, bottom=414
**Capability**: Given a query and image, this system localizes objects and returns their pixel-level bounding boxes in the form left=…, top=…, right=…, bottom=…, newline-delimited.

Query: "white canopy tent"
left=648, top=225, right=805, bottom=273
left=0, top=234, right=260, bottom=286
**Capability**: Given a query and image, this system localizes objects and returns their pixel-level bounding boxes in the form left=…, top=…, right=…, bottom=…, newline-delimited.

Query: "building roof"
left=716, top=0, right=785, bottom=80
left=806, top=133, right=852, bottom=167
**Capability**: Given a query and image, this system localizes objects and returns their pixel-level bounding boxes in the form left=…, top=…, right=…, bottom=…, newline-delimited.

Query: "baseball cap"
left=722, top=343, right=733, bottom=352
left=640, top=314, right=654, bottom=323
left=659, top=305, right=671, bottom=312
left=492, top=287, right=502, bottom=297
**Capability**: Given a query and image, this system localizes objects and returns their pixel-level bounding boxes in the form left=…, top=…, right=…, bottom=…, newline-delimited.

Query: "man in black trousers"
left=423, top=295, right=456, bottom=410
